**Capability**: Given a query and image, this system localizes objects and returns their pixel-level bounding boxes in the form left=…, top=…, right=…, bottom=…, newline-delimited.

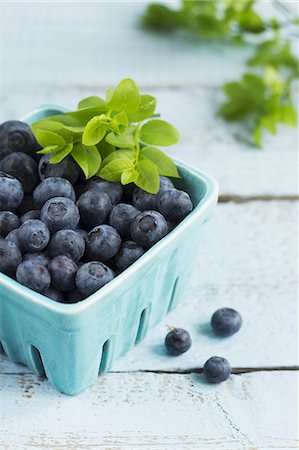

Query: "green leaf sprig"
left=32, top=78, right=180, bottom=194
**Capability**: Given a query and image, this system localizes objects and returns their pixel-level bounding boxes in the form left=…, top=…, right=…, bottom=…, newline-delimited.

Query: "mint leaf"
left=49, top=144, right=73, bottom=164
left=34, top=129, right=66, bottom=148
left=113, top=111, right=128, bottom=126
left=128, top=95, right=157, bottom=122
left=135, top=160, right=160, bottom=194
left=140, top=146, right=180, bottom=177
left=99, top=157, right=134, bottom=182
left=78, top=96, right=106, bottom=110
left=121, top=167, right=139, bottom=184
left=101, top=149, right=136, bottom=169
left=97, top=140, right=116, bottom=160
left=140, top=119, right=179, bottom=146
left=82, top=116, right=107, bottom=146
left=108, top=78, right=141, bottom=114
left=71, top=143, right=101, bottom=178
left=105, top=125, right=136, bottom=149
left=106, top=87, right=114, bottom=103
left=37, top=145, right=61, bottom=155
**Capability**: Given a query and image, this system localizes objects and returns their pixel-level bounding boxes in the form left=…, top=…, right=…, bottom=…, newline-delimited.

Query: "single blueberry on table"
left=17, top=219, right=50, bottom=253
left=85, top=178, right=123, bottom=205
left=114, top=240, right=144, bottom=272
left=130, top=210, right=168, bottom=248
left=0, top=120, right=40, bottom=160
left=0, top=238, right=22, bottom=276
left=23, top=252, right=50, bottom=266
left=109, top=203, right=140, bottom=239
left=5, top=229, right=25, bottom=253
left=0, top=171, right=24, bottom=212
left=41, top=197, right=80, bottom=233
left=203, top=356, right=231, bottom=383
left=0, top=211, right=20, bottom=237
left=16, top=260, right=51, bottom=293
left=211, top=308, right=242, bottom=337
left=48, top=255, right=78, bottom=292
left=43, top=286, right=65, bottom=302
left=85, top=224, right=121, bottom=262
left=132, top=176, right=174, bottom=211
left=48, top=229, right=85, bottom=262
left=165, top=328, right=192, bottom=356
left=158, top=188, right=193, bottom=223
left=38, top=154, right=80, bottom=185
left=77, top=190, right=112, bottom=230
left=33, top=177, right=76, bottom=209
left=0, top=152, right=38, bottom=193
left=17, top=194, right=35, bottom=215
left=20, top=209, right=40, bottom=224
left=76, top=261, right=115, bottom=297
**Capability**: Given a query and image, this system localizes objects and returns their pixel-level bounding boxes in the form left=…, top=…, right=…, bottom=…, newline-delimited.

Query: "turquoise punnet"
left=0, top=105, right=218, bottom=395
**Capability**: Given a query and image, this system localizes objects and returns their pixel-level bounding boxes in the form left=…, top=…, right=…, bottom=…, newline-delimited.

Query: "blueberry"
left=43, top=286, right=64, bottom=302
left=165, top=328, right=192, bottom=356
left=41, top=197, right=80, bottom=233
left=159, top=176, right=174, bottom=192
left=0, top=211, right=20, bottom=237
left=0, top=238, right=22, bottom=276
left=74, top=182, right=87, bottom=199
left=77, top=190, right=112, bottom=230
left=132, top=176, right=174, bottom=211
left=0, top=171, right=24, bottom=212
left=76, top=261, right=115, bottom=296
left=114, top=240, right=144, bottom=271
left=23, top=252, right=50, bottom=266
left=0, top=120, right=40, bottom=160
left=64, top=288, right=84, bottom=303
left=38, top=154, right=80, bottom=185
left=18, top=219, right=50, bottom=253
left=16, top=261, right=51, bottom=293
left=20, top=210, right=40, bottom=224
left=48, top=229, right=85, bottom=262
left=85, top=225, right=121, bottom=262
left=86, top=178, right=123, bottom=204
left=33, top=177, right=76, bottom=209
left=17, top=195, right=35, bottom=215
left=130, top=210, right=168, bottom=248
left=203, top=356, right=231, bottom=383
left=211, top=308, right=242, bottom=337
left=166, top=221, right=176, bottom=232
left=158, top=188, right=193, bottom=223
left=48, top=255, right=78, bottom=292
left=76, top=228, right=88, bottom=239
left=0, top=152, right=38, bottom=193
left=5, top=229, right=25, bottom=252
left=109, top=203, right=140, bottom=239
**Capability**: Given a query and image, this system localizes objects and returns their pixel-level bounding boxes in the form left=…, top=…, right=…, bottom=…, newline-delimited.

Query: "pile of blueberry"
left=0, top=120, right=194, bottom=303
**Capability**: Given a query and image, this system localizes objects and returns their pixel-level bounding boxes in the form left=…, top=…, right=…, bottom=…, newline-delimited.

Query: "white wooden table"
left=1, top=1, right=298, bottom=449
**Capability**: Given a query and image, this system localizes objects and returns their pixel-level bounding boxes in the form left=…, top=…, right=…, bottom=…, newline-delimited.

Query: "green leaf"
left=97, top=140, right=116, bottom=160
left=68, top=106, right=108, bottom=124
left=99, top=158, right=134, bottom=182
left=78, top=96, right=106, bottom=110
left=101, top=149, right=136, bottom=169
left=106, top=87, right=114, bottom=103
left=49, top=144, right=73, bottom=164
left=37, top=145, right=61, bottom=155
left=140, top=119, right=179, bottom=146
left=108, top=78, right=141, bottom=113
left=71, top=143, right=101, bottom=179
left=105, top=125, right=136, bottom=149
left=113, top=111, right=128, bottom=126
left=135, top=160, right=160, bottom=194
left=128, top=95, right=157, bottom=122
left=140, top=146, right=180, bottom=177
left=82, top=116, right=107, bottom=146
left=34, top=129, right=66, bottom=148
left=121, top=167, right=139, bottom=185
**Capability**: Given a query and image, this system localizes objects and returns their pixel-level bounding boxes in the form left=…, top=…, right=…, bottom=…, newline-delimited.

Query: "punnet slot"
left=99, top=339, right=112, bottom=374
left=29, top=345, right=46, bottom=377
left=167, top=277, right=180, bottom=312
left=135, top=306, right=151, bottom=344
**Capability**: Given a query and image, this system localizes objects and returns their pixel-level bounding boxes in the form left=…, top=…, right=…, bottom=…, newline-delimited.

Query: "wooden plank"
left=1, top=201, right=297, bottom=375
left=0, top=371, right=298, bottom=449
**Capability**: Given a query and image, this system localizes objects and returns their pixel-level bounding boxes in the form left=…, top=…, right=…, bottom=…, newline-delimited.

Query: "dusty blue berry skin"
left=109, top=203, right=140, bottom=239
left=114, top=240, right=144, bottom=272
left=0, top=152, right=38, bottom=194
left=211, top=308, right=242, bottom=337
left=85, top=224, right=121, bottom=262
left=158, top=188, right=193, bottom=223
left=38, top=154, right=80, bottom=185
left=5, top=229, right=24, bottom=252
left=132, top=176, right=174, bottom=211
left=33, top=177, right=76, bottom=209
left=17, top=195, right=35, bottom=216
left=77, top=190, right=112, bottom=230
left=41, top=197, right=80, bottom=233
left=48, top=255, right=78, bottom=292
left=0, top=211, right=20, bottom=237
left=16, top=260, right=51, bottom=293
left=165, top=328, right=192, bottom=356
left=43, top=286, right=64, bottom=302
left=0, top=171, right=24, bottom=212
left=23, top=252, right=50, bottom=266
left=0, top=238, right=22, bottom=276
left=20, top=209, right=40, bottom=224
left=48, top=229, right=85, bottom=262
left=86, top=178, right=123, bottom=205
left=64, top=288, right=84, bottom=303
left=75, top=261, right=115, bottom=297
left=0, top=120, right=40, bottom=160
left=203, top=357, right=231, bottom=383
left=18, top=219, right=50, bottom=253
left=130, top=210, right=168, bottom=248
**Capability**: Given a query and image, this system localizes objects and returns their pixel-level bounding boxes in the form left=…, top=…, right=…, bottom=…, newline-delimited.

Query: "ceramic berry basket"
left=0, top=105, right=218, bottom=395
